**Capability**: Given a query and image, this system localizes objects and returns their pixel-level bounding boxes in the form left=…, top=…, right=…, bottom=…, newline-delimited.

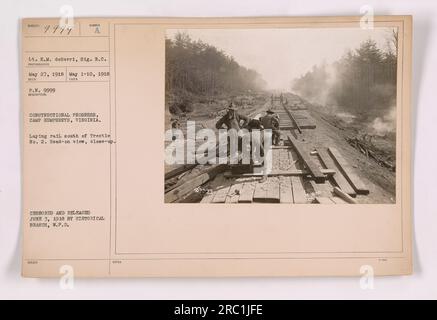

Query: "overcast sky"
left=167, top=27, right=396, bottom=90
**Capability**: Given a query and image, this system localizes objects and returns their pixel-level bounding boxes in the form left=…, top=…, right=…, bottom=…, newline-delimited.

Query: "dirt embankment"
left=305, top=103, right=396, bottom=204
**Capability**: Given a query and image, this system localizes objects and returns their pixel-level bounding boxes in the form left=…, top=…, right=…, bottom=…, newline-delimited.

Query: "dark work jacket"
left=215, top=112, right=249, bottom=130
left=260, top=114, right=280, bottom=130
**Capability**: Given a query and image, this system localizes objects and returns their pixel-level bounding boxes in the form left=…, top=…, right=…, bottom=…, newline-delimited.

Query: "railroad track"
left=165, top=93, right=369, bottom=204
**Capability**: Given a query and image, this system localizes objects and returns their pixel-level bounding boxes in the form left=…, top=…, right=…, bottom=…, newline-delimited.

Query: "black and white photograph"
left=5, top=0, right=437, bottom=300
left=164, top=27, right=398, bottom=204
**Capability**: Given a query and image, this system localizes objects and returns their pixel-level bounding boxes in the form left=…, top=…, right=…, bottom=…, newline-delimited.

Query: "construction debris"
left=346, top=136, right=395, bottom=172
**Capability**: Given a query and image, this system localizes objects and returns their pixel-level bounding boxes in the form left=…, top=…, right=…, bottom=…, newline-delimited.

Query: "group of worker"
left=215, top=102, right=281, bottom=146
left=169, top=101, right=281, bottom=164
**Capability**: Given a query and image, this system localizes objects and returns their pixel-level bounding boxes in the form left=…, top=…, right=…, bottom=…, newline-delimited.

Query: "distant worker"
left=260, top=109, right=281, bottom=146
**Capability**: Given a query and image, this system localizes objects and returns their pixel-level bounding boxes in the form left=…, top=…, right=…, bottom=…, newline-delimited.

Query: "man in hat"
left=215, top=103, right=249, bottom=131
left=215, top=103, right=251, bottom=164
left=260, top=109, right=281, bottom=146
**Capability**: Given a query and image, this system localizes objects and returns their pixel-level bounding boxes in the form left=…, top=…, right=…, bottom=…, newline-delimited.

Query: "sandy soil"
left=306, top=105, right=396, bottom=204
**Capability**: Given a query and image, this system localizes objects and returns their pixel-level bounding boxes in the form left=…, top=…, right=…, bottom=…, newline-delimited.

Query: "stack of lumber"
left=165, top=164, right=227, bottom=203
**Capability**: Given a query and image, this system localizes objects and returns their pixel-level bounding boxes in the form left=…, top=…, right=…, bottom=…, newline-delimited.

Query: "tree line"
left=292, top=34, right=398, bottom=118
left=166, top=32, right=266, bottom=96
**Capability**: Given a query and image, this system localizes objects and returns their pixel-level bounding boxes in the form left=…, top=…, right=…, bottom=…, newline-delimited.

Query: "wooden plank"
left=287, top=134, right=326, bottom=183
left=200, top=191, right=215, bottom=203
left=224, top=168, right=335, bottom=178
left=164, top=165, right=227, bottom=203
left=317, top=148, right=356, bottom=197
left=279, top=176, right=293, bottom=203
left=296, top=122, right=316, bottom=129
left=238, top=182, right=256, bottom=203
left=328, top=147, right=369, bottom=195
left=164, top=164, right=197, bottom=180
left=251, top=177, right=280, bottom=203
left=287, top=150, right=299, bottom=170
left=253, top=179, right=268, bottom=202
left=315, top=197, right=334, bottom=204
left=291, top=176, right=307, bottom=204
left=279, top=125, right=296, bottom=130
left=331, top=196, right=347, bottom=204
left=165, top=174, right=209, bottom=203
left=310, top=181, right=333, bottom=198
left=265, top=177, right=280, bottom=203
left=165, top=164, right=218, bottom=193
left=280, top=124, right=316, bottom=130
left=226, top=184, right=241, bottom=203
left=333, top=186, right=358, bottom=204
left=212, top=185, right=231, bottom=203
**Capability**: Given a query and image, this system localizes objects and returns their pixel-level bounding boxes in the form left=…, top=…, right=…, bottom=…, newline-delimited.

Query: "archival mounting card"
left=21, top=16, right=412, bottom=277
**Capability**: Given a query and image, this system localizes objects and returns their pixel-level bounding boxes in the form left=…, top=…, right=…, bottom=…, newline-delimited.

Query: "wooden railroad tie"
left=287, top=133, right=326, bottom=183
left=328, top=147, right=369, bottom=195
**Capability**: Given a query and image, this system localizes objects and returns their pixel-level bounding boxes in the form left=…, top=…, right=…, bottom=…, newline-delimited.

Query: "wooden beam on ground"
left=330, top=196, right=347, bottom=204
left=291, top=176, right=307, bottom=203
left=310, top=180, right=333, bottom=198
left=287, top=133, right=326, bottom=183
left=333, top=186, right=358, bottom=204
left=226, top=184, right=241, bottom=203
left=164, top=164, right=197, bottom=180
left=238, top=181, right=256, bottom=203
left=317, top=148, right=356, bottom=197
left=177, top=190, right=206, bottom=203
left=253, top=179, right=268, bottom=202
left=295, top=122, right=316, bottom=129
left=279, top=124, right=316, bottom=130
left=265, top=177, right=280, bottom=203
left=212, top=185, right=231, bottom=203
left=164, top=164, right=227, bottom=203
left=328, top=147, right=369, bottom=195
left=200, top=191, right=215, bottom=203
left=223, top=168, right=335, bottom=178
left=315, top=197, right=334, bottom=204
left=252, top=177, right=280, bottom=203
